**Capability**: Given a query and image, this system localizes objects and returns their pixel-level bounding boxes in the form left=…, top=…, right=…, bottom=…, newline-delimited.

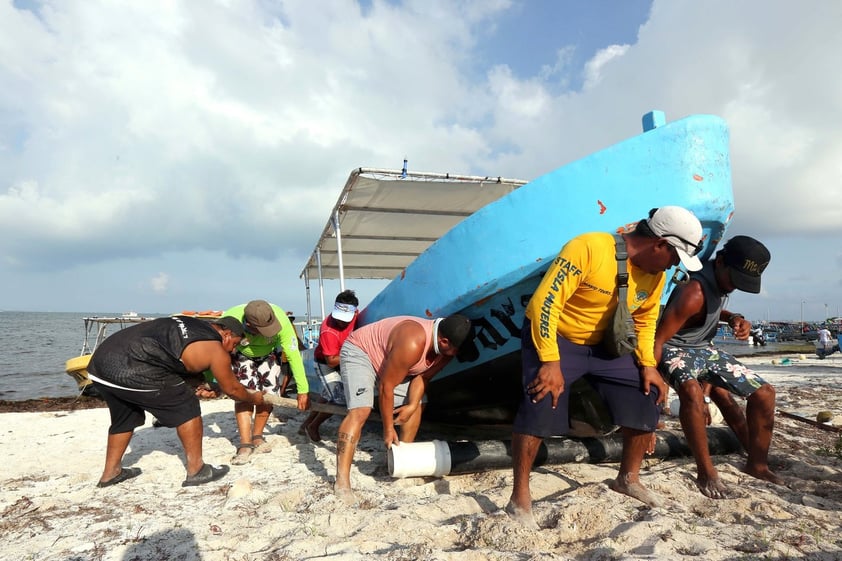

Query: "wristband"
left=728, top=314, right=744, bottom=326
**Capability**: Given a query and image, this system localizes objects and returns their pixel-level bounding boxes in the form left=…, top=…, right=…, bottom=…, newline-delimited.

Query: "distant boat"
left=304, top=110, right=735, bottom=426
left=65, top=315, right=151, bottom=396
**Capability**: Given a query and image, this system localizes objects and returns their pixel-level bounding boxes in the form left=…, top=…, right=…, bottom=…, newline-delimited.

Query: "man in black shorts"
left=88, top=315, right=265, bottom=487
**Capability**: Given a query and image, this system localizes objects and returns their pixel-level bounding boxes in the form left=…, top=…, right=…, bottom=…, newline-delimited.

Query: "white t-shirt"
left=818, top=328, right=832, bottom=344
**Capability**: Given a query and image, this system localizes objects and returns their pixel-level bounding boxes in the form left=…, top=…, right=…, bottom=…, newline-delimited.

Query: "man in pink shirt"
left=334, top=314, right=472, bottom=503
left=298, top=290, right=359, bottom=441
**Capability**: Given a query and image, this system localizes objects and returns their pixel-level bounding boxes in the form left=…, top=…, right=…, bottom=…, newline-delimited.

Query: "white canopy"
left=300, top=167, right=528, bottom=283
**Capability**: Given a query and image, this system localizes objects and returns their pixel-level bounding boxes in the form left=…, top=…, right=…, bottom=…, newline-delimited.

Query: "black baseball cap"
left=722, top=236, right=770, bottom=294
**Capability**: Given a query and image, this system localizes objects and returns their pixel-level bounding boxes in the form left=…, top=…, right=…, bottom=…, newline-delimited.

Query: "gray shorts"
left=339, top=341, right=418, bottom=410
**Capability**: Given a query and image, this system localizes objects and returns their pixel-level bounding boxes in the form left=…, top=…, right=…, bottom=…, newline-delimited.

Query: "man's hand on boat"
left=527, top=361, right=565, bottom=408
left=296, top=392, right=310, bottom=411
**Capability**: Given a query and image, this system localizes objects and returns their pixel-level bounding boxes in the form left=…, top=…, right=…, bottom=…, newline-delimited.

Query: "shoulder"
left=670, top=279, right=707, bottom=312
left=222, top=304, right=245, bottom=318
left=571, top=231, right=612, bottom=247
left=563, top=232, right=613, bottom=256
left=390, top=317, right=427, bottom=339
left=270, top=303, right=286, bottom=317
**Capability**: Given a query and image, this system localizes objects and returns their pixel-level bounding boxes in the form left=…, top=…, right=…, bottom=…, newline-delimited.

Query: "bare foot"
left=505, top=499, right=539, bottom=530
left=744, top=464, right=784, bottom=485
left=696, top=475, right=730, bottom=499
left=645, top=432, right=657, bottom=456
left=609, top=475, right=664, bottom=507
left=334, top=484, right=357, bottom=506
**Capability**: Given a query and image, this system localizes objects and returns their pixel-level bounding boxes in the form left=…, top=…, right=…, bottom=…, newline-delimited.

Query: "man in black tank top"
left=655, top=236, right=782, bottom=499
left=88, top=315, right=266, bottom=488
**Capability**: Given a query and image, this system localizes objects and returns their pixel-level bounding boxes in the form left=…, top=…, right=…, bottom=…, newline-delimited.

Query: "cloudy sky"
left=1, top=0, right=840, bottom=323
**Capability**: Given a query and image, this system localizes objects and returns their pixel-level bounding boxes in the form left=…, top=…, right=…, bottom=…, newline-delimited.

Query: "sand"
left=3, top=353, right=842, bottom=560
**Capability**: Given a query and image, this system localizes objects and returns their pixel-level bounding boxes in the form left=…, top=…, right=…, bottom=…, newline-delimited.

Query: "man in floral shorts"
left=655, top=236, right=782, bottom=499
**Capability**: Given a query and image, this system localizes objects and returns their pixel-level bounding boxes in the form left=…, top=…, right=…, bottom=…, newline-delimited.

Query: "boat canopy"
left=300, top=167, right=528, bottom=282
left=299, top=167, right=527, bottom=321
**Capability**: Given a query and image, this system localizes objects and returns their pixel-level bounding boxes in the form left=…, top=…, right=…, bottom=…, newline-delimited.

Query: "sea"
left=0, top=311, right=156, bottom=401
left=0, top=311, right=810, bottom=402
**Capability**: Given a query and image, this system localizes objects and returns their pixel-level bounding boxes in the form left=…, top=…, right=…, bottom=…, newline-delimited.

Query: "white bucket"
left=387, top=440, right=452, bottom=478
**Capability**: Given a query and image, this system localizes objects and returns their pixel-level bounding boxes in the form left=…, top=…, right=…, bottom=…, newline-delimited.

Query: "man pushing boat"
left=508, top=206, right=704, bottom=528
left=333, top=314, right=472, bottom=504
left=655, top=235, right=782, bottom=498
left=88, top=315, right=265, bottom=487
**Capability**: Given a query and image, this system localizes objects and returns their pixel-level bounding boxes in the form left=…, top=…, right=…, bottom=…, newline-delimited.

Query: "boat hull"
left=65, top=355, right=99, bottom=396
left=358, top=113, right=735, bottom=424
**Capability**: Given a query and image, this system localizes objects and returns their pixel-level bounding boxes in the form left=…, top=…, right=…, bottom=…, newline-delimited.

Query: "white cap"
left=331, top=302, right=357, bottom=322
left=646, top=206, right=704, bottom=271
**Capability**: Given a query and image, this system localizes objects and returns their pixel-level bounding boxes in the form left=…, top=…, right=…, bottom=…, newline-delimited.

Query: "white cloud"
left=0, top=0, right=840, bottom=322
left=582, top=44, right=630, bottom=89
left=150, top=272, right=170, bottom=294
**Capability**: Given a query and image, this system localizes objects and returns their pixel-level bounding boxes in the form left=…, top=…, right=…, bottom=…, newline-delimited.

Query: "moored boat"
left=302, top=111, right=735, bottom=426
left=65, top=315, right=151, bottom=396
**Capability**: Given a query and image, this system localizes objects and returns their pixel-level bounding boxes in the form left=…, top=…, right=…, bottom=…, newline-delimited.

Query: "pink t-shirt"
left=346, top=316, right=442, bottom=376
left=314, top=315, right=357, bottom=362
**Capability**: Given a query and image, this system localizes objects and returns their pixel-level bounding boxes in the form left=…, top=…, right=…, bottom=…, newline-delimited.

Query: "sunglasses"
left=662, top=233, right=704, bottom=257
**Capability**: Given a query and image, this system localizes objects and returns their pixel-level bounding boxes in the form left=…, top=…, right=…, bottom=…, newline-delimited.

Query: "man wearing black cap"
left=655, top=235, right=782, bottom=499
left=333, top=314, right=473, bottom=503
left=87, top=315, right=265, bottom=487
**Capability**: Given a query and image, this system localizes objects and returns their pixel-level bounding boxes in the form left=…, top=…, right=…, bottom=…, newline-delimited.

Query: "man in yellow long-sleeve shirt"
left=506, top=206, right=704, bottom=528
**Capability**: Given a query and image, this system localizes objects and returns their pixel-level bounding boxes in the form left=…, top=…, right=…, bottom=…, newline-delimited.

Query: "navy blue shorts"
left=94, top=381, right=201, bottom=434
left=513, top=320, right=660, bottom=438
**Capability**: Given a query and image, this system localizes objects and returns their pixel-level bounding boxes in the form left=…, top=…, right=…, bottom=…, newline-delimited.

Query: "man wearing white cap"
left=508, top=206, right=704, bottom=528
left=299, top=289, right=360, bottom=441
left=222, top=299, right=309, bottom=464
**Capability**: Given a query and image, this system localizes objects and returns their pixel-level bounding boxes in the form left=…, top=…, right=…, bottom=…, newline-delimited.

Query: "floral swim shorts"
left=659, top=344, right=767, bottom=397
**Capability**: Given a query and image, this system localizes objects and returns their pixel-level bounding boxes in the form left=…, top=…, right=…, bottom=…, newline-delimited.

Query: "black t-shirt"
left=88, top=316, right=221, bottom=390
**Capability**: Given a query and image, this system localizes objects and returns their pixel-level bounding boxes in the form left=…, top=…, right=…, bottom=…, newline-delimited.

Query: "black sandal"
left=97, top=467, right=142, bottom=488
left=252, top=434, right=270, bottom=453
left=230, top=443, right=255, bottom=465
left=182, top=464, right=230, bottom=487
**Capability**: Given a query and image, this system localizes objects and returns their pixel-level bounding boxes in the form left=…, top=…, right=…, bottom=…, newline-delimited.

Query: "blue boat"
left=301, top=111, right=734, bottom=425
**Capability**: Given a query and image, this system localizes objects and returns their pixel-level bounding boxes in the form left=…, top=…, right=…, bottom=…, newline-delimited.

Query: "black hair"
left=632, top=209, right=659, bottom=238
left=439, top=314, right=472, bottom=348
left=335, top=289, right=359, bottom=307
left=212, top=316, right=245, bottom=338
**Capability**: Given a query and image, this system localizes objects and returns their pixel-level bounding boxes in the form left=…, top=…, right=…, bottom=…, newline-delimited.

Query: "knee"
left=677, top=381, right=703, bottom=403
left=751, top=384, right=776, bottom=404
left=342, top=408, right=371, bottom=427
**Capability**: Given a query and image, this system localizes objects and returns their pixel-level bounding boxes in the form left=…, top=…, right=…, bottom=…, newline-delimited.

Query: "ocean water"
left=0, top=311, right=806, bottom=402
left=0, top=311, right=152, bottom=401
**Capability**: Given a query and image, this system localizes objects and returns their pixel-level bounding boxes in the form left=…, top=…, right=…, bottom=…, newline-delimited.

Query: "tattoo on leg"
left=336, top=431, right=357, bottom=454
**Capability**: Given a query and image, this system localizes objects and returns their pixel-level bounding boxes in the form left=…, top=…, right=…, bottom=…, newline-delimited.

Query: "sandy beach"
left=3, top=352, right=842, bottom=561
